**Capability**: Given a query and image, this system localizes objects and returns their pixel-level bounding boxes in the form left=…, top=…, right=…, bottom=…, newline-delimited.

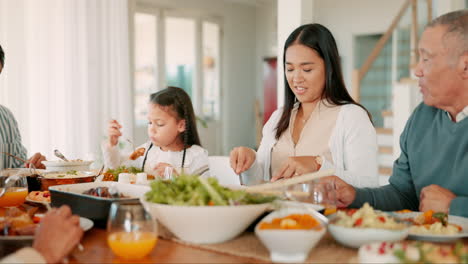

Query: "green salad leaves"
left=145, top=174, right=277, bottom=206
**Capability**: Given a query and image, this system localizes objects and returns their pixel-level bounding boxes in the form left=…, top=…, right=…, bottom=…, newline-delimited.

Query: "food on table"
left=129, top=147, right=146, bottom=160
left=0, top=207, right=39, bottom=236
left=145, top=174, right=277, bottom=206
left=395, top=209, right=413, bottom=213
left=83, top=187, right=129, bottom=199
left=41, top=170, right=92, bottom=179
left=359, top=241, right=468, bottom=263
left=27, top=191, right=51, bottom=203
left=102, top=166, right=155, bottom=182
left=107, top=231, right=158, bottom=260
left=404, top=210, right=462, bottom=235
left=334, top=203, right=406, bottom=230
left=258, top=214, right=322, bottom=230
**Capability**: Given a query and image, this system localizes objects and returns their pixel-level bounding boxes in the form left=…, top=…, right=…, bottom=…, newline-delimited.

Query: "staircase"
left=376, top=113, right=394, bottom=185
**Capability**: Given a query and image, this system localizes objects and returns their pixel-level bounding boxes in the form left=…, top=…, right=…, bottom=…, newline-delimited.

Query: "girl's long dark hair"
left=275, top=23, right=372, bottom=139
left=149, top=86, right=201, bottom=168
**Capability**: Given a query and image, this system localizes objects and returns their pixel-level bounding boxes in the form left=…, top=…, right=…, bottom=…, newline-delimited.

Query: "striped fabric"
left=0, top=105, right=27, bottom=170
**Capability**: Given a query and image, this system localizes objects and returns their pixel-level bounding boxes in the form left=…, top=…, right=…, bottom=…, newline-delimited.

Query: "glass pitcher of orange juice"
left=0, top=176, right=28, bottom=207
left=107, top=202, right=158, bottom=260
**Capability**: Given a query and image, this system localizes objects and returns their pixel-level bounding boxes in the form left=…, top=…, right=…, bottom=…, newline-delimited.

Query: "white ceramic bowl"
left=255, top=208, right=327, bottom=263
left=140, top=197, right=270, bottom=244
left=328, top=223, right=409, bottom=248
left=42, top=160, right=93, bottom=172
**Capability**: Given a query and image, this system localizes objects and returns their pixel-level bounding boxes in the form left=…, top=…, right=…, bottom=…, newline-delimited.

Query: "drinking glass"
left=107, top=202, right=158, bottom=260
left=284, top=180, right=337, bottom=216
left=0, top=176, right=28, bottom=207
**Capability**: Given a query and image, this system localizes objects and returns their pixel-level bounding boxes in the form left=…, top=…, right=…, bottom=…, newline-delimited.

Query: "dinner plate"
left=0, top=215, right=94, bottom=241
left=391, top=212, right=468, bottom=242
left=25, top=197, right=51, bottom=205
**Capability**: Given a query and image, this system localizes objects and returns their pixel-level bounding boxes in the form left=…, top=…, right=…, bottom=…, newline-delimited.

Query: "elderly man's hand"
left=26, top=153, right=46, bottom=169
left=319, top=176, right=356, bottom=208
left=419, top=184, right=456, bottom=213
left=33, top=205, right=83, bottom=263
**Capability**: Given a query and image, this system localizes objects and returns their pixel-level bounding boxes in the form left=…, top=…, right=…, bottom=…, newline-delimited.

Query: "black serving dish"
left=49, top=182, right=150, bottom=228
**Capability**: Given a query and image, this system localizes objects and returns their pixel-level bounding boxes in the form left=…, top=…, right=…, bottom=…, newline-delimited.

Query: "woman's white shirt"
left=102, top=142, right=209, bottom=177
left=243, top=104, right=379, bottom=188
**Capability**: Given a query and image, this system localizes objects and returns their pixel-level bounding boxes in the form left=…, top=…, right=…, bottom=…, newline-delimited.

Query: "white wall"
left=137, top=0, right=258, bottom=154
left=313, top=0, right=407, bottom=92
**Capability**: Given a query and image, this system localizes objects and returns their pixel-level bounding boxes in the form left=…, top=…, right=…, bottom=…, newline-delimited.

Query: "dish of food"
left=258, top=213, right=323, bottom=230
left=333, top=203, right=407, bottom=230
left=359, top=241, right=468, bottom=263
left=26, top=191, right=51, bottom=204
left=41, top=170, right=94, bottom=179
left=101, top=166, right=155, bottom=181
left=145, top=174, right=277, bottom=206
left=392, top=211, right=468, bottom=242
left=82, top=187, right=129, bottom=198
left=0, top=207, right=93, bottom=239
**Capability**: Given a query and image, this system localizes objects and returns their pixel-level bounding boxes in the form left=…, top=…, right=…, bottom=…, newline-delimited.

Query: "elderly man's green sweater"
left=351, top=103, right=468, bottom=217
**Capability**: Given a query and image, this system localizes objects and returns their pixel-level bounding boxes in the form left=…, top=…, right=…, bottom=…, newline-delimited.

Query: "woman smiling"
left=230, top=24, right=378, bottom=188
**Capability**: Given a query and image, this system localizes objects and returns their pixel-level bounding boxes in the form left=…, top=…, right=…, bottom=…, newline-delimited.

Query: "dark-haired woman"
left=102, top=86, right=209, bottom=177
left=230, top=24, right=378, bottom=187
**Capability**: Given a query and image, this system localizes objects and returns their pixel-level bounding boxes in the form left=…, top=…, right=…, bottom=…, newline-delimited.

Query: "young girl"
left=102, top=86, right=209, bottom=178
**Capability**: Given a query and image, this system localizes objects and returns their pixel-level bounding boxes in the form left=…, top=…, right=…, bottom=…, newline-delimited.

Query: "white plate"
left=0, top=215, right=93, bottom=241
left=391, top=212, right=468, bottom=242
left=25, top=197, right=50, bottom=205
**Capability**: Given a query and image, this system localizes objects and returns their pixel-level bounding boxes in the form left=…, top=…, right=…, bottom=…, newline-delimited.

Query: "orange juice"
left=107, top=231, right=157, bottom=259
left=0, top=187, right=28, bottom=207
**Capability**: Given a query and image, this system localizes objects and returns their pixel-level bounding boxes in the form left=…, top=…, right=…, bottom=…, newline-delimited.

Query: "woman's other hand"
left=108, top=120, right=122, bottom=147
left=229, top=147, right=256, bottom=174
left=33, top=205, right=83, bottom=264
left=271, top=156, right=320, bottom=182
left=25, top=152, right=46, bottom=169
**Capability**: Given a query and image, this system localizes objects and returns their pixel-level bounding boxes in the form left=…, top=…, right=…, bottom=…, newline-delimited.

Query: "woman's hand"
left=33, top=205, right=83, bottom=264
left=271, top=156, right=320, bottom=182
left=153, top=162, right=175, bottom=178
left=26, top=152, right=46, bottom=169
left=108, top=120, right=122, bottom=147
left=229, top=147, right=256, bottom=174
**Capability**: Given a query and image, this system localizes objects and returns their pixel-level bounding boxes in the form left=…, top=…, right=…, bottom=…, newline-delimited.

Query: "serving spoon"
left=54, top=149, right=69, bottom=162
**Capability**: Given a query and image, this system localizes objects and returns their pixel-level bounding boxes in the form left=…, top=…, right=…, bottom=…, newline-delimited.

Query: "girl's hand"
left=271, top=156, right=320, bottom=182
left=154, top=162, right=175, bottom=178
left=108, top=120, right=122, bottom=147
left=229, top=147, right=256, bottom=174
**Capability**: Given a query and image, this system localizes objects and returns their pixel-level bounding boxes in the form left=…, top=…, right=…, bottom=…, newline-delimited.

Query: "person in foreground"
left=102, top=86, right=209, bottom=177
left=0, top=44, right=46, bottom=170
left=1, top=205, right=84, bottom=264
left=321, top=10, right=468, bottom=217
left=230, top=23, right=378, bottom=187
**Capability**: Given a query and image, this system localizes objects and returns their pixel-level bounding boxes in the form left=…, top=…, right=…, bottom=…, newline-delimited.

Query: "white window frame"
left=130, top=1, right=223, bottom=119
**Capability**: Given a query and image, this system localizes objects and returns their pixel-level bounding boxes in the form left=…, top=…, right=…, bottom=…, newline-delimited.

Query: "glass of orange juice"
left=107, top=202, right=158, bottom=260
left=0, top=176, right=28, bottom=207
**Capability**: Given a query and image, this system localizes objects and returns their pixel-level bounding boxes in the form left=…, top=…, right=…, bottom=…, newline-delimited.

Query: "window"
left=202, top=22, right=221, bottom=119
left=134, top=12, right=158, bottom=126
left=132, top=7, right=222, bottom=129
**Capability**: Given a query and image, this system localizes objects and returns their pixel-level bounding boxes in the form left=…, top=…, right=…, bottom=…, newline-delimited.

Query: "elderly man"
left=323, top=10, right=468, bottom=217
left=0, top=44, right=46, bottom=169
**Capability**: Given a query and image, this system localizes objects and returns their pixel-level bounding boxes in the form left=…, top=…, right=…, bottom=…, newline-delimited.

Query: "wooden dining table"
left=70, top=227, right=359, bottom=263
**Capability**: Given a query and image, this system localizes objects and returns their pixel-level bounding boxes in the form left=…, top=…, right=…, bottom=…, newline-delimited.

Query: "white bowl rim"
left=141, top=199, right=272, bottom=209
left=329, top=223, right=409, bottom=233
left=255, top=207, right=327, bottom=233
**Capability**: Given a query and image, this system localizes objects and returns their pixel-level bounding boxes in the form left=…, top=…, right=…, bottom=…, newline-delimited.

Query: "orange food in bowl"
left=259, top=214, right=322, bottom=230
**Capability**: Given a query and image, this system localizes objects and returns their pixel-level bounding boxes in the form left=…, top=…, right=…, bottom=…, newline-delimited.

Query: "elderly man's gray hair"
left=427, top=10, right=468, bottom=58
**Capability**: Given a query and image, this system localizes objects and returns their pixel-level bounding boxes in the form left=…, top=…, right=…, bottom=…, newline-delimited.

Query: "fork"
left=1, top=152, right=40, bottom=175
